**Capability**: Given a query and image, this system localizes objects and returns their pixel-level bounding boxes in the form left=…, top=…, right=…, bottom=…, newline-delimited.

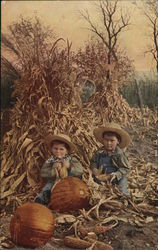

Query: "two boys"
left=35, top=122, right=131, bottom=205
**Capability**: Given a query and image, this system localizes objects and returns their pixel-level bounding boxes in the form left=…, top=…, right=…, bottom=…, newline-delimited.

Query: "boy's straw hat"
left=46, top=133, right=76, bottom=153
left=93, top=122, right=131, bottom=148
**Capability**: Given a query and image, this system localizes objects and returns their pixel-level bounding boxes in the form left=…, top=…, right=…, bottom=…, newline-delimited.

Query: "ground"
left=1, top=111, right=158, bottom=250
left=101, top=220, right=158, bottom=250
left=1, top=215, right=158, bottom=250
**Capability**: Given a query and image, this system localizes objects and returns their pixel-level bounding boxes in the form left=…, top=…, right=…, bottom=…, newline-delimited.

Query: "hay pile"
left=1, top=66, right=157, bottom=218
left=1, top=68, right=98, bottom=213
left=1, top=67, right=158, bottom=249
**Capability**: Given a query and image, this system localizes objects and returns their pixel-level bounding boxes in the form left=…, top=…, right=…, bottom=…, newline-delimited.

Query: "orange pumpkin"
left=49, top=177, right=89, bottom=212
left=10, top=202, right=54, bottom=248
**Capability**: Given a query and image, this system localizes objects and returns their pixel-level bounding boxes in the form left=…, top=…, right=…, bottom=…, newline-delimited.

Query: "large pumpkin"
left=10, top=202, right=54, bottom=248
left=49, top=177, right=89, bottom=212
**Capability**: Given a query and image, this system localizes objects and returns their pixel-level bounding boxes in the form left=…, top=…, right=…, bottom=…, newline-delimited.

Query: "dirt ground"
left=1, top=215, right=158, bottom=250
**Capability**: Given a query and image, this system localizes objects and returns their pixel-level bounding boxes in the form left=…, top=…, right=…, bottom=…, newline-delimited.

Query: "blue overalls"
left=94, top=153, right=129, bottom=196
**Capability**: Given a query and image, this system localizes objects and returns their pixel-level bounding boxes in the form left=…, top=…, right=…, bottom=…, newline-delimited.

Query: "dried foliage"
left=1, top=64, right=157, bottom=224
left=1, top=63, right=99, bottom=212
left=1, top=15, right=158, bottom=250
left=74, top=40, right=133, bottom=90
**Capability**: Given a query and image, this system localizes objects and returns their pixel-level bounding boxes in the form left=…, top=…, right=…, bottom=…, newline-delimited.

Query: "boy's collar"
left=100, top=146, right=121, bottom=155
left=51, top=154, right=71, bottom=161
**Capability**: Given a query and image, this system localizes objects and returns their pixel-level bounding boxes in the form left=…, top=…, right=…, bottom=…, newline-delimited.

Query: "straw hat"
left=46, top=133, right=76, bottom=153
left=93, top=122, right=131, bottom=148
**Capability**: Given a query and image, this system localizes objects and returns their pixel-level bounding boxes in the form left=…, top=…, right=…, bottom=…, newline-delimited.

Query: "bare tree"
left=144, top=0, right=158, bottom=72
left=74, top=39, right=133, bottom=91
left=80, top=0, right=131, bottom=80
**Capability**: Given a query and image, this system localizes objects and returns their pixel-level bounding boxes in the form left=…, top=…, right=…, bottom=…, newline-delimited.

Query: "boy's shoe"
left=43, top=190, right=51, bottom=202
left=34, top=197, right=45, bottom=205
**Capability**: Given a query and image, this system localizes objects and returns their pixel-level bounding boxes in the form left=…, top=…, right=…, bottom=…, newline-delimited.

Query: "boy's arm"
left=112, top=152, right=131, bottom=181
left=69, top=157, right=83, bottom=177
left=90, top=152, right=106, bottom=184
left=90, top=151, right=99, bottom=174
left=40, top=158, right=57, bottom=180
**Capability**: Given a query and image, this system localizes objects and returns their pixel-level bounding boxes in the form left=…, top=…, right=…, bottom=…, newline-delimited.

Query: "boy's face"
left=51, top=142, right=68, bottom=158
left=102, top=134, right=119, bottom=152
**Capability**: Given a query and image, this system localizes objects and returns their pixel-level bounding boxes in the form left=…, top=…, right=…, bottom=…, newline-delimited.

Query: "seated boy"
left=35, top=133, right=83, bottom=205
left=90, top=122, right=131, bottom=196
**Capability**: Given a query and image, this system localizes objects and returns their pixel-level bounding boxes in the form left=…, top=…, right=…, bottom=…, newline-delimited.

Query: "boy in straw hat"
left=35, top=133, right=83, bottom=205
left=90, top=122, right=131, bottom=196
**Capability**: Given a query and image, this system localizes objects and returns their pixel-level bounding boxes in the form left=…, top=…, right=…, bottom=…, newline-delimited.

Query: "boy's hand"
left=97, top=173, right=109, bottom=181
left=97, top=173, right=116, bottom=182
left=62, top=160, right=71, bottom=169
left=93, top=165, right=103, bottom=176
left=54, top=162, right=62, bottom=171
left=59, top=165, right=68, bottom=179
left=110, top=173, right=117, bottom=181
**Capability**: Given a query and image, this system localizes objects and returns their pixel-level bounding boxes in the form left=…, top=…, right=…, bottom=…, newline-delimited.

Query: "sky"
left=1, top=0, right=155, bottom=72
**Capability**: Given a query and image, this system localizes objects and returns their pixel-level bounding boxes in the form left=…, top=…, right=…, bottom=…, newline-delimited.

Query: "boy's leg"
left=35, top=180, right=54, bottom=205
left=118, top=175, right=129, bottom=196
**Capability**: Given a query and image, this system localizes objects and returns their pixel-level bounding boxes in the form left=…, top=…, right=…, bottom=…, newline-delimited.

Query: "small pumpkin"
left=10, top=202, right=54, bottom=248
left=49, top=177, right=89, bottom=212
